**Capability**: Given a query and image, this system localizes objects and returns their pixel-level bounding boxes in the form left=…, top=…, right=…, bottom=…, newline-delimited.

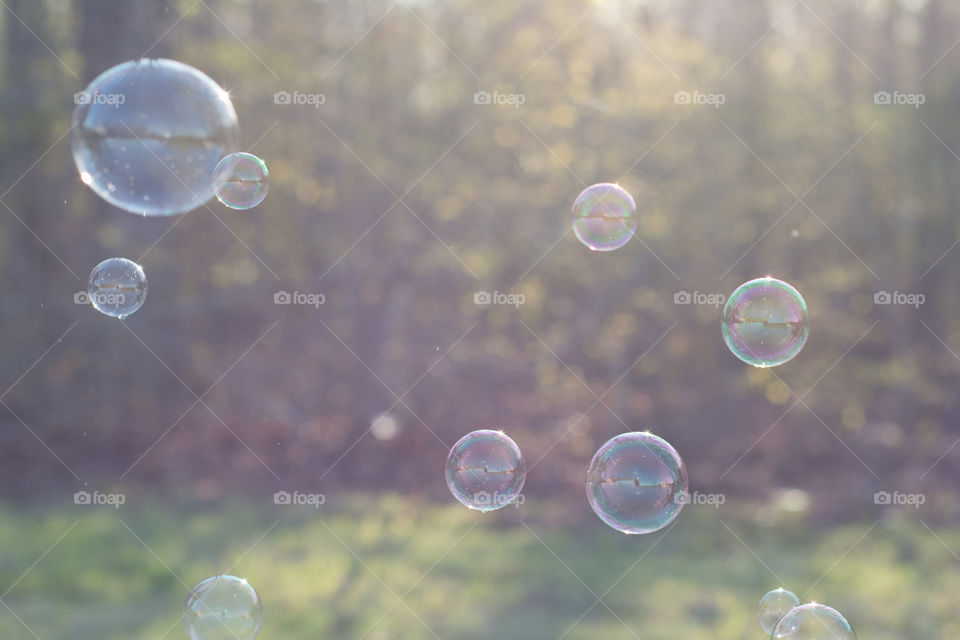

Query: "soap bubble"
left=772, top=603, right=856, bottom=640
left=758, top=589, right=800, bottom=634
left=185, top=575, right=263, bottom=640
left=212, top=152, right=269, bottom=210
left=586, top=432, right=688, bottom=534
left=72, top=58, right=239, bottom=216
left=87, top=257, right=147, bottom=319
left=722, top=277, right=809, bottom=368
left=445, top=429, right=526, bottom=511
left=572, top=183, right=637, bottom=251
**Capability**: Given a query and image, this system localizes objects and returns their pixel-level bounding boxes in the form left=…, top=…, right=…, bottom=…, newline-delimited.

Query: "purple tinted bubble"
left=722, top=277, right=809, bottom=368
left=572, top=183, right=637, bottom=252
left=446, top=429, right=526, bottom=511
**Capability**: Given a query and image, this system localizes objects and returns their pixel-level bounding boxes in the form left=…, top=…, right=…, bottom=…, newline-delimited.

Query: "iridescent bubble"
left=572, top=183, right=637, bottom=251
left=72, top=58, right=239, bottom=216
left=87, top=257, right=147, bottom=319
left=722, top=277, right=810, bottom=368
left=772, top=603, right=856, bottom=640
left=586, top=432, right=688, bottom=534
left=758, top=589, right=801, bottom=634
left=185, top=575, right=263, bottom=640
left=212, top=152, right=269, bottom=210
left=445, top=429, right=526, bottom=511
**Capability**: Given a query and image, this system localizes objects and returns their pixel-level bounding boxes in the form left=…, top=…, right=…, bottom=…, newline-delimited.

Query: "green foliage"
left=0, top=498, right=957, bottom=639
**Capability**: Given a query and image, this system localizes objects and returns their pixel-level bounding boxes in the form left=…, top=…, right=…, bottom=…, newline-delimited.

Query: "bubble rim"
left=721, top=276, right=810, bottom=368
left=771, top=602, right=856, bottom=640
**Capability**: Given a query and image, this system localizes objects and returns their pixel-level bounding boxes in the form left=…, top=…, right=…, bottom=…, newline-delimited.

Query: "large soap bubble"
left=722, top=277, right=810, bottom=368
left=445, top=429, right=526, bottom=511
left=72, top=58, right=239, bottom=216
left=586, top=432, right=688, bottom=534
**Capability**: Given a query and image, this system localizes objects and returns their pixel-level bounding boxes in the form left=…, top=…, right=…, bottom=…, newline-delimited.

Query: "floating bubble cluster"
left=586, top=432, right=688, bottom=534
left=571, top=183, right=637, bottom=251
left=87, top=257, right=147, bottom=319
left=722, top=277, right=810, bottom=368
left=72, top=58, right=238, bottom=216
left=58, top=47, right=854, bottom=636
left=758, top=588, right=801, bottom=634
left=185, top=575, right=263, bottom=640
left=445, top=429, right=526, bottom=511
left=772, top=603, right=856, bottom=640
left=213, top=152, right=270, bottom=210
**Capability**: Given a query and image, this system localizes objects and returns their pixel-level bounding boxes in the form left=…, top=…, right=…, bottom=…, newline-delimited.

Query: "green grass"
left=0, top=495, right=956, bottom=639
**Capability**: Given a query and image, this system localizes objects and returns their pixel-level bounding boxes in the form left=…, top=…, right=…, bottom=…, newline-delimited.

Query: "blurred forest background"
left=2, top=0, right=960, bottom=638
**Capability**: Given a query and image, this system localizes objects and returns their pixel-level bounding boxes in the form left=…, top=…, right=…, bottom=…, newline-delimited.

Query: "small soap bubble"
left=772, top=603, right=856, bottom=640
left=87, top=257, right=147, bottom=319
left=758, top=588, right=800, bottom=634
left=445, top=429, right=526, bottom=511
left=572, top=183, right=637, bottom=251
left=185, top=575, right=263, bottom=640
left=212, top=152, right=269, bottom=210
left=586, top=432, right=688, bottom=534
left=722, top=277, right=809, bottom=368
left=72, top=58, right=239, bottom=216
